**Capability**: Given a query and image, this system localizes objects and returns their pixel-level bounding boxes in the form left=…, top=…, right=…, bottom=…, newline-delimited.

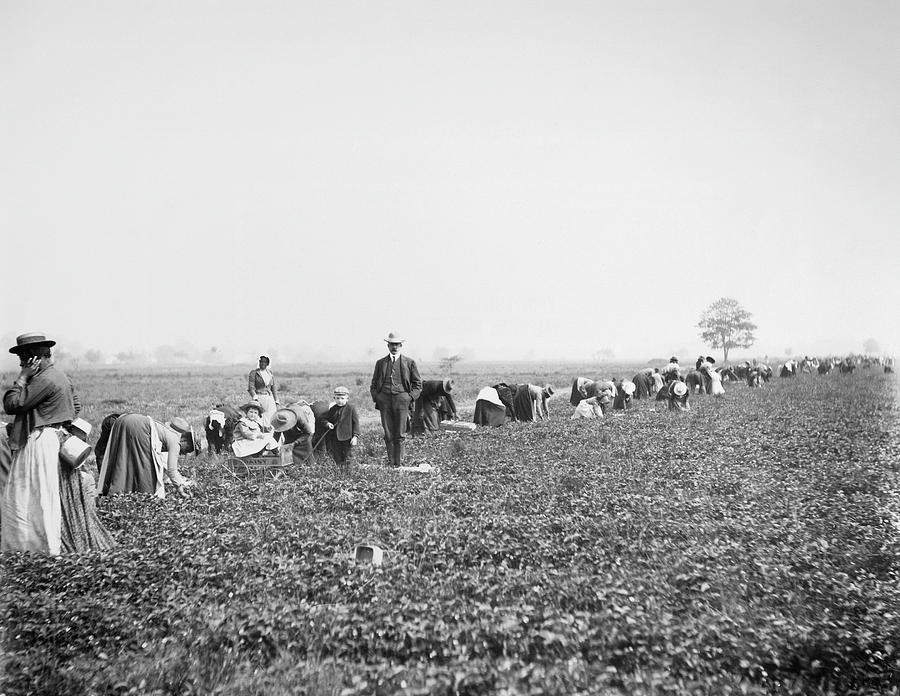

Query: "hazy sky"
left=2, top=1, right=899, bottom=365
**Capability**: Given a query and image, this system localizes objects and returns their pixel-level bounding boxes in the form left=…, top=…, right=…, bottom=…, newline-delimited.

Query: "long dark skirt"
left=473, top=400, right=506, bottom=427
left=613, top=388, right=631, bottom=410
left=98, top=414, right=157, bottom=495
left=492, top=384, right=517, bottom=420
left=632, top=373, right=651, bottom=399
left=513, top=385, right=534, bottom=422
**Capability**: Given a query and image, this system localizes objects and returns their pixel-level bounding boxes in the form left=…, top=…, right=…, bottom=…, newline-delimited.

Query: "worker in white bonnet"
left=247, top=355, right=279, bottom=423
left=656, top=379, right=691, bottom=411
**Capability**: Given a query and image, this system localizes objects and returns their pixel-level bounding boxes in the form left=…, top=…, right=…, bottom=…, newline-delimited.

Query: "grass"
left=0, top=365, right=898, bottom=695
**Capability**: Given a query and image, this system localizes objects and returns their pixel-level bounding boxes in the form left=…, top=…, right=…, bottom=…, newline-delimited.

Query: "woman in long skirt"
left=248, top=355, right=279, bottom=423
left=59, top=459, right=115, bottom=552
left=2, top=334, right=77, bottom=554
left=98, top=414, right=196, bottom=498
left=473, top=387, right=507, bottom=427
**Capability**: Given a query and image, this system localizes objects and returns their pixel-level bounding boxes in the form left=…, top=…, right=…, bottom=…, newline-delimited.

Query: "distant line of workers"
left=473, top=355, right=723, bottom=424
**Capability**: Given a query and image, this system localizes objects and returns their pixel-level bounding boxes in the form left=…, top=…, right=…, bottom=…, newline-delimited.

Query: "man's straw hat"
left=9, top=332, right=56, bottom=354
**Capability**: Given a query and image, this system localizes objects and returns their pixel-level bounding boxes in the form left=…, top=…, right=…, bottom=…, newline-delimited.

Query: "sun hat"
left=270, top=407, right=299, bottom=432
left=706, top=356, right=716, bottom=364
left=69, top=418, right=93, bottom=440
left=672, top=382, right=688, bottom=397
left=333, top=386, right=350, bottom=396
left=9, top=332, right=56, bottom=354
left=384, top=331, right=404, bottom=343
left=167, top=417, right=192, bottom=434
left=240, top=400, right=265, bottom=414
left=669, top=356, right=678, bottom=362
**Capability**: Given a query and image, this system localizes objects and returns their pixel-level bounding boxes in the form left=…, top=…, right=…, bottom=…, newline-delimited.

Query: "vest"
left=381, top=357, right=404, bottom=395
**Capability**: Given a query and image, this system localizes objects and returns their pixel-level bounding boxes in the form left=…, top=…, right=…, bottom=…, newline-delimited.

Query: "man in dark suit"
left=370, top=332, right=423, bottom=466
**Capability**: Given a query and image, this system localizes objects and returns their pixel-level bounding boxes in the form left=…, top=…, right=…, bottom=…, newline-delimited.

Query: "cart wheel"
left=222, top=457, right=250, bottom=479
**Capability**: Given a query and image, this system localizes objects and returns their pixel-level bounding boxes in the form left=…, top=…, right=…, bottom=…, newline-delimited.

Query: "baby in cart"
left=231, top=399, right=280, bottom=457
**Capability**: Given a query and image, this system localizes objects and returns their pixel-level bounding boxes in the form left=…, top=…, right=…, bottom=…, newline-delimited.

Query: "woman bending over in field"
left=474, top=387, right=508, bottom=427
left=656, top=379, right=690, bottom=411
left=98, top=415, right=197, bottom=498
left=513, top=384, right=554, bottom=421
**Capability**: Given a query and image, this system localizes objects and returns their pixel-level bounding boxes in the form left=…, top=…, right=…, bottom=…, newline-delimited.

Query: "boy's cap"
left=333, top=386, right=350, bottom=396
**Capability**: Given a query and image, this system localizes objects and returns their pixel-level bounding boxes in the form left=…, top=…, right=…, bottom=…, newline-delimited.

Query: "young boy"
left=322, top=387, right=360, bottom=466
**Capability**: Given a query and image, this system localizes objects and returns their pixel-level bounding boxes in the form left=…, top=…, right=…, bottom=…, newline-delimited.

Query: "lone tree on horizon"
left=697, top=297, right=757, bottom=363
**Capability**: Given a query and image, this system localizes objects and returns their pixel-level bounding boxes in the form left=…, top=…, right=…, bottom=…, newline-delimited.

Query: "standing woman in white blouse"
left=248, top=355, right=279, bottom=424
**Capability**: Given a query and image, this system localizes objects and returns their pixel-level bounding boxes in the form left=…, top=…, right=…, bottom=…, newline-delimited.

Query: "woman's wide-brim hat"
left=270, top=407, right=299, bottom=432
left=167, top=417, right=192, bottom=435
left=9, top=332, right=56, bottom=354
left=672, top=381, right=688, bottom=397
left=240, top=400, right=265, bottom=414
left=69, top=418, right=93, bottom=440
left=384, top=331, right=404, bottom=344
left=706, top=356, right=716, bottom=364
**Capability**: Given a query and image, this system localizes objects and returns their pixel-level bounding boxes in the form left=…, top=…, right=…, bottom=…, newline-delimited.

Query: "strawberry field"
left=1, top=365, right=899, bottom=695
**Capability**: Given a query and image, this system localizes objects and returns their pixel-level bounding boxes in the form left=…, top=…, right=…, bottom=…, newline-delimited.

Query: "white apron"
left=1, top=428, right=63, bottom=555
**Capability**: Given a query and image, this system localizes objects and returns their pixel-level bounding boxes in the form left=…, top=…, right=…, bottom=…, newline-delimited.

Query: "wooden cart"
left=221, top=447, right=290, bottom=481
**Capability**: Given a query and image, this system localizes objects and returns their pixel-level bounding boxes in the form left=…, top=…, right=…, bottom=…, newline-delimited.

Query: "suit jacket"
left=370, top=355, right=423, bottom=405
